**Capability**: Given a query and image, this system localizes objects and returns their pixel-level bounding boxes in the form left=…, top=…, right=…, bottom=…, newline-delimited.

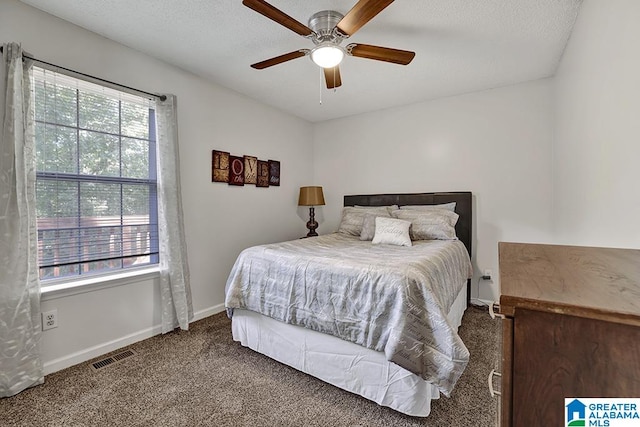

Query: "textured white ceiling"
left=19, top=0, right=582, bottom=122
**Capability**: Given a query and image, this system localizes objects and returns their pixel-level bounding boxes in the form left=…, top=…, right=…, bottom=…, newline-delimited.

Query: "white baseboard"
left=43, top=325, right=161, bottom=375
left=194, top=303, right=226, bottom=321
left=43, top=303, right=227, bottom=375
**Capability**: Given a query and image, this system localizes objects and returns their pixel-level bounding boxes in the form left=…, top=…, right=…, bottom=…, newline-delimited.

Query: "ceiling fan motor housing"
left=308, top=10, right=345, bottom=45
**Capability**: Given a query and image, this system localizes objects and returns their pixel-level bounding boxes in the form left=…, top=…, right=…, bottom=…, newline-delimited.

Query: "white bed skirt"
left=230, top=283, right=468, bottom=417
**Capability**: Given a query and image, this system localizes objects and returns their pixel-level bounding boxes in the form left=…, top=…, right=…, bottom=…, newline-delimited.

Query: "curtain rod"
left=0, top=45, right=166, bottom=102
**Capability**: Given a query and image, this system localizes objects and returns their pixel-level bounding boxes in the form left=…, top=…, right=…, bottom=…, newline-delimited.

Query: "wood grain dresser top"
left=499, top=242, right=640, bottom=325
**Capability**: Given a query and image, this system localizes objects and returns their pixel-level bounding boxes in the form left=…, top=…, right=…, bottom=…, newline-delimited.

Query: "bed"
left=225, top=192, right=473, bottom=417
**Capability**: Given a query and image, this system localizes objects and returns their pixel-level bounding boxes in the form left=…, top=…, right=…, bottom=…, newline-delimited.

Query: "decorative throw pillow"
left=372, top=217, right=412, bottom=247
left=338, top=206, right=390, bottom=236
left=360, top=213, right=389, bottom=241
left=399, top=202, right=456, bottom=212
left=392, top=209, right=459, bottom=240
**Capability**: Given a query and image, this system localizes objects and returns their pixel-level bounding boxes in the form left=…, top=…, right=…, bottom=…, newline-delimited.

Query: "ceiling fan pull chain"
left=319, top=67, right=323, bottom=105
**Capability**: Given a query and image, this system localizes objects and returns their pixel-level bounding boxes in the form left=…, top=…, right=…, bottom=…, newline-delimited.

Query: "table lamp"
left=298, top=186, right=325, bottom=237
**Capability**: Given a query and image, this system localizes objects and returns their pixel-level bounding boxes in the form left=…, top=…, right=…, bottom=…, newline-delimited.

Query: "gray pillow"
left=360, top=213, right=390, bottom=241
left=392, top=209, right=459, bottom=240
left=338, top=206, right=390, bottom=236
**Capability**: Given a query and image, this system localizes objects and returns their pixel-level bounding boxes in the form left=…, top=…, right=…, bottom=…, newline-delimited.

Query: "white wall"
left=1, top=0, right=313, bottom=373
left=553, top=0, right=640, bottom=249
left=313, top=79, right=555, bottom=302
left=8, top=0, right=636, bottom=375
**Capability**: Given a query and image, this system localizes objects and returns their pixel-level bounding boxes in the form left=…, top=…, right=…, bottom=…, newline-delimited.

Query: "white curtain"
left=156, top=95, right=193, bottom=333
left=0, top=43, right=43, bottom=397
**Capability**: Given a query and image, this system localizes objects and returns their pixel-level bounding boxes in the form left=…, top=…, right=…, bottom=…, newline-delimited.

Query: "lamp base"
left=306, top=207, right=319, bottom=237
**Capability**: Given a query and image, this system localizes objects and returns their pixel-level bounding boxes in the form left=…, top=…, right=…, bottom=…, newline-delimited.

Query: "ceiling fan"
left=243, top=0, right=416, bottom=89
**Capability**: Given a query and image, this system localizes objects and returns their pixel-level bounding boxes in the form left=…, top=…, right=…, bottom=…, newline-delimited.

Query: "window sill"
left=41, top=267, right=161, bottom=301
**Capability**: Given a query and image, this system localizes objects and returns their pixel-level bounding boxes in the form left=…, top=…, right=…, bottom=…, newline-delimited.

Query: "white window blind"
left=32, top=67, right=159, bottom=281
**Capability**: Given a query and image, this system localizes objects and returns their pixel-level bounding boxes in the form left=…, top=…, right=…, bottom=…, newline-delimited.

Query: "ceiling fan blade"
left=348, top=43, right=415, bottom=65
left=251, top=50, right=308, bottom=69
left=336, top=0, right=394, bottom=37
left=243, top=0, right=314, bottom=37
left=324, top=66, right=342, bottom=89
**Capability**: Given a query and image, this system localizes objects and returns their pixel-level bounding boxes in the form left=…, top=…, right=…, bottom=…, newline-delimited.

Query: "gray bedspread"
left=224, top=233, right=473, bottom=395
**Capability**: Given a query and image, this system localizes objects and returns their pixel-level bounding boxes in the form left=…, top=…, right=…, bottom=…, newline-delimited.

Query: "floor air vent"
left=112, top=349, right=135, bottom=361
left=90, top=349, right=137, bottom=371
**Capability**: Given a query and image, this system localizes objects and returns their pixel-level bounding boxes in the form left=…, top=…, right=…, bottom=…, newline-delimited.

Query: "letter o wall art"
left=212, top=150, right=280, bottom=187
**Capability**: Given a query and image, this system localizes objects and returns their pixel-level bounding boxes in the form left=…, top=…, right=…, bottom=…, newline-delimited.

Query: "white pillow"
left=338, top=206, right=390, bottom=236
left=392, top=209, right=459, bottom=240
left=399, top=202, right=456, bottom=212
left=355, top=205, right=399, bottom=214
left=372, top=217, right=412, bottom=247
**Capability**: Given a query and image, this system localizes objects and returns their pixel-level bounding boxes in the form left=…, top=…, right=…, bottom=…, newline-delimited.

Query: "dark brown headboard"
left=344, top=191, right=472, bottom=257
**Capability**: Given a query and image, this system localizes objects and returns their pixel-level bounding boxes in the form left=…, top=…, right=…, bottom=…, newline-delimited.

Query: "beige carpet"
left=1, top=305, right=498, bottom=426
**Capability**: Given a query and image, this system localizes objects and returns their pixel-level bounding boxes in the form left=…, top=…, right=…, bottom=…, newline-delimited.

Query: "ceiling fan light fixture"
left=311, top=44, right=344, bottom=68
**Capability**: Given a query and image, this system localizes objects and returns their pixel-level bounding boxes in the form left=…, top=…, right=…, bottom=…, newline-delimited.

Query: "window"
left=32, top=67, right=159, bottom=282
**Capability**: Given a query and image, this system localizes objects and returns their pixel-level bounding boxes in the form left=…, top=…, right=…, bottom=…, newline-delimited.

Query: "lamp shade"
left=298, top=186, right=325, bottom=206
left=311, top=44, right=344, bottom=68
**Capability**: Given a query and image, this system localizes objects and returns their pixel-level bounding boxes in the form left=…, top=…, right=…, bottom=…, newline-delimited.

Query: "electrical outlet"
left=42, top=309, right=58, bottom=331
left=482, top=269, right=492, bottom=280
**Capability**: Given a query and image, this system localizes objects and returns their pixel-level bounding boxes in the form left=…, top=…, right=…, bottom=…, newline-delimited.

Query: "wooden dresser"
left=498, top=242, right=640, bottom=426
